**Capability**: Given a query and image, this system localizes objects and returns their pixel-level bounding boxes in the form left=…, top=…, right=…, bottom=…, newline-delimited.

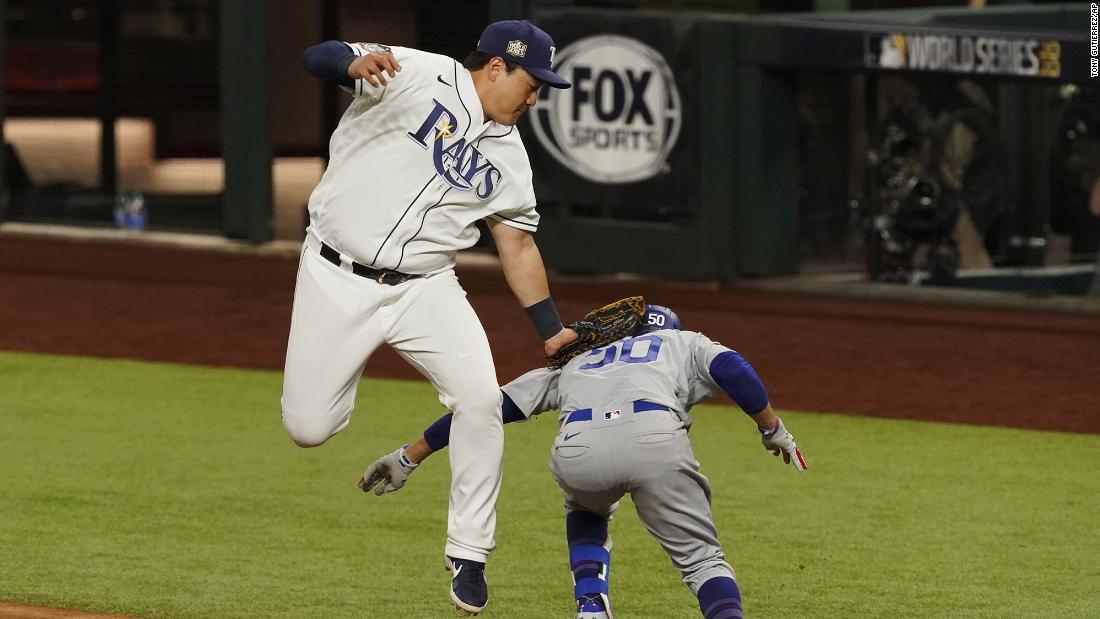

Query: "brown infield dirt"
left=0, top=234, right=1098, bottom=618
left=1, top=234, right=1098, bottom=434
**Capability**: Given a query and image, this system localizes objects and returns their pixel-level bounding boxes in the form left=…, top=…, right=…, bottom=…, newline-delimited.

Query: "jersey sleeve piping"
left=486, top=213, right=538, bottom=232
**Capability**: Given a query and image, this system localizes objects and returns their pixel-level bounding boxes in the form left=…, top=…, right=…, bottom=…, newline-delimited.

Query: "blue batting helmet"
left=635, top=304, right=683, bottom=335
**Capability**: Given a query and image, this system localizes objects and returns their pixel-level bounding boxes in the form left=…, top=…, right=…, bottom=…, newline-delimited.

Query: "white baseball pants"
left=281, top=232, right=503, bottom=562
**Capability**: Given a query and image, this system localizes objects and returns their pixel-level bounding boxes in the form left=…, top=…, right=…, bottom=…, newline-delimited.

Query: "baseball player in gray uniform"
left=360, top=305, right=807, bottom=618
left=288, top=21, right=575, bottom=614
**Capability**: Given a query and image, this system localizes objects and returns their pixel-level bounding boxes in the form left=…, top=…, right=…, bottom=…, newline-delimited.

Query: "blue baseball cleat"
left=446, top=555, right=488, bottom=615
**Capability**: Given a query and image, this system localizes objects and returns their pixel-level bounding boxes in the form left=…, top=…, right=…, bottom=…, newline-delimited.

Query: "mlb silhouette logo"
left=603, top=409, right=622, bottom=420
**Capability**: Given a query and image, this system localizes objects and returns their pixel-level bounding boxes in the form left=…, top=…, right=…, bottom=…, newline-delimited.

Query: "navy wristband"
left=525, top=297, right=564, bottom=341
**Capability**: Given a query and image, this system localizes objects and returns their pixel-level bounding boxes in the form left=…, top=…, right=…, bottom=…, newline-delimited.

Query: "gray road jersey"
left=501, top=330, right=733, bottom=426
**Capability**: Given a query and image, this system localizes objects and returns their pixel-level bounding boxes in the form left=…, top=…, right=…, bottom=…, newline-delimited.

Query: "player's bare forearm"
left=748, top=404, right=778, bottom=432
left=405, top=435, right=434, bottom=464
left=488, top=220, right=552, bottom=308
left=488, top=220, right=578, bottom=353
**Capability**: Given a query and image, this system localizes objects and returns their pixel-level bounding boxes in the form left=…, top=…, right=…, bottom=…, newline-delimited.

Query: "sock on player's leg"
left=567, top=510, right=612, bottom=613
left=696, top=576, right=743, bottom=619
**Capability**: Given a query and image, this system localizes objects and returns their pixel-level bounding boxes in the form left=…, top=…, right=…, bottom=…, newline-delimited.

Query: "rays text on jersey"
left=407, top=99, right=503, bottom=200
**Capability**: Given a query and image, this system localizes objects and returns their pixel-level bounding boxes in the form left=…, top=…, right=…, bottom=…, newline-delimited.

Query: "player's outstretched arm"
left=707, top=349, right=807, bottom=471
left=357, top=392, right=529, bottom=495
left=487, top=220, right=578, bottom=356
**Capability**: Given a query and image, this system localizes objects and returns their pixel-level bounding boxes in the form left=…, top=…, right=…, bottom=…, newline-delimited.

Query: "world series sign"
left=759, top=17, right=1089, bottom=83
left=865, top=32, right=1062, bottom=78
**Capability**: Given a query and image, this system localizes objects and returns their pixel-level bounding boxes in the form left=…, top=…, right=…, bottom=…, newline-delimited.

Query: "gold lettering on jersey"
left=434, top=122, right=454, bottom=142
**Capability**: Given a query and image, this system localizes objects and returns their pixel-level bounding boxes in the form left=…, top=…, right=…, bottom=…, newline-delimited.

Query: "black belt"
left=318, top=243, right=422, bottom=285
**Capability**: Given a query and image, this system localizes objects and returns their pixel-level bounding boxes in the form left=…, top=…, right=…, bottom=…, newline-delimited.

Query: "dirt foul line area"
left=1, top=233, right=1097, bottom=437
left=0, top=601, right=140, bottom=619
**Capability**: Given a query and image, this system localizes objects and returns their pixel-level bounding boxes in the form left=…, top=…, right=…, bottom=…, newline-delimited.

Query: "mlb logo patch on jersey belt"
left=563, top=400, right=671, bottom=426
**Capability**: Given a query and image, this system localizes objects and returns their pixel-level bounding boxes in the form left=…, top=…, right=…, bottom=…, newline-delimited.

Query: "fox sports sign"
left=531, top=35, right=682, bottom=184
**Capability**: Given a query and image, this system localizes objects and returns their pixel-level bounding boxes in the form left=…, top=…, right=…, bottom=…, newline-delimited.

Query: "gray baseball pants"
left=547, top=405, right=735, bottom=594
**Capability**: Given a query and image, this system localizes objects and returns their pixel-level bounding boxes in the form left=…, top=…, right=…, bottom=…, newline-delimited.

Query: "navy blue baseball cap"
left=476, top=20, right=570, bottom=89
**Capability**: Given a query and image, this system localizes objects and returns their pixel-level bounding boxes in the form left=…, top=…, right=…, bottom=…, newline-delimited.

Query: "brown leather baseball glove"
left=546, top=296, right=646, bottom=369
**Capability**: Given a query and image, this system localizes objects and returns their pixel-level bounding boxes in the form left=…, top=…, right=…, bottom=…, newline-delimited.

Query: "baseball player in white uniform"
left=361, top=305, right=807, bottom=619
left=287, top=20, right=574, bottom=614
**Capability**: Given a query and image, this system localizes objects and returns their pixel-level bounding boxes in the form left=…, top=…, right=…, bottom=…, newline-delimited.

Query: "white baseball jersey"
left=308, top=43, right=539, bottom=275
left=501, top=329, right=732, bottom=425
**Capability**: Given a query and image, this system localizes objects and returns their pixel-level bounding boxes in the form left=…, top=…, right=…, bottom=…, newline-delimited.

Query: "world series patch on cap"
left=477, top=20, right=571, bottom=89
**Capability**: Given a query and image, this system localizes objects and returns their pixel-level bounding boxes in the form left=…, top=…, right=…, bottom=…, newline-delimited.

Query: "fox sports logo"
left=531, top=35, right=682, bottom=184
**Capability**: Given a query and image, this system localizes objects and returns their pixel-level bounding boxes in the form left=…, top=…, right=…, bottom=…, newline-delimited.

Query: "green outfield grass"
left=1, top=351, right=1097, bottom=618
